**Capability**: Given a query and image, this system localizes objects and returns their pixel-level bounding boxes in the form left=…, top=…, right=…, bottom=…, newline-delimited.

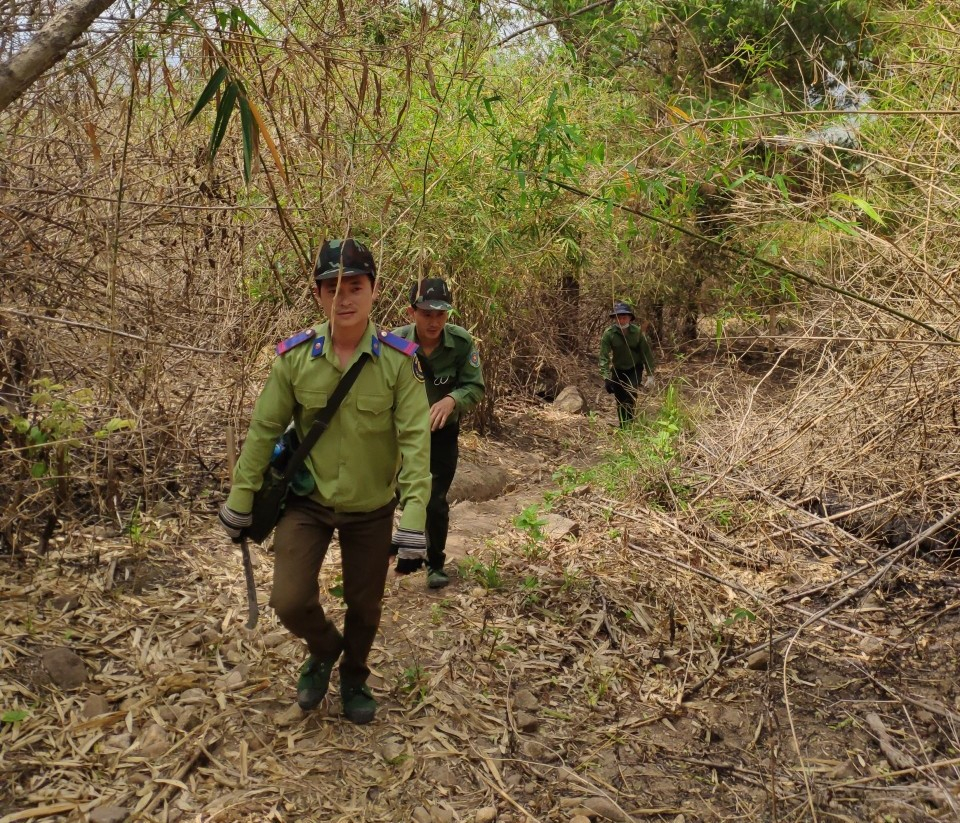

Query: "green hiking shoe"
left=297, top=655, right=337, bottom=711
left=341, top=682, right=377, bottom=725
left=427, top=568, right=450, bottom=589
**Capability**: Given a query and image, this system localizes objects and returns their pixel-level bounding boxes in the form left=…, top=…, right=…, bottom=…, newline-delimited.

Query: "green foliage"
left=458, top=556, right=503, bottom=590
left=400, top=664, right=427, bottom=704
left=7, top=380, right=136, bottom=488
left=672, top=0, right=875, bottom=85
left=1, top=709, right=29, bottom=724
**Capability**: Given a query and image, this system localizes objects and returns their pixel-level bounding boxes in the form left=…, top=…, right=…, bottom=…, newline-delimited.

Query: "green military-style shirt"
left=599, top=322, right=655, bottom=379
left=227, top=320, right=431, bottom=531
left=393, top=323, right=485, bottom=426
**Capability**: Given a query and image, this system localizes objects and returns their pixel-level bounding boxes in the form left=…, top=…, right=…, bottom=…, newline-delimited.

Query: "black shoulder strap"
left=279, top=352, right=370, bottom=483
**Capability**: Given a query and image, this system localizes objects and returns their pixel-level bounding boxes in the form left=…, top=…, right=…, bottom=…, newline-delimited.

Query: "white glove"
left=218, top=503, right=252, bottom=541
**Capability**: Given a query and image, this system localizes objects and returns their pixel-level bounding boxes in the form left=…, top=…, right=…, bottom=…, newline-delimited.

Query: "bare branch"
left=0, top=0, right=115, bottom=112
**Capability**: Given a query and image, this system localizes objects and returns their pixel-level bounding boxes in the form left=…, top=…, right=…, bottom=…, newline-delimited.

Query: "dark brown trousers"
left=269, top=497, right=395, bottom=685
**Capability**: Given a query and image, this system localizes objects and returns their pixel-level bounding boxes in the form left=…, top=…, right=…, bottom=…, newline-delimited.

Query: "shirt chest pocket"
left=356, top=392, right=393, bottom=434
left=295, top=388, right=329, bottom=414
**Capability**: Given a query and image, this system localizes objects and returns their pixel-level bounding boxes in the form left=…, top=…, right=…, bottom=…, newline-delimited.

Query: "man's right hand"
left=604, top=378, right=617, bottom=394
left=218, top=504, right=252, bottom=542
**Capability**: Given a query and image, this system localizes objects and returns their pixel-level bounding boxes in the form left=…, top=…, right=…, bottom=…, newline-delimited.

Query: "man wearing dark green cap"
left=600, top=301, right=655, bottom=428
left=393, top=278, right=485, bottom=589
left=218, top=237, right=431, bottom=724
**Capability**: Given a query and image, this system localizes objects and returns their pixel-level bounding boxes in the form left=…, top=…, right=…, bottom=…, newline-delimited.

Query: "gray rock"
left=515, top=711, right=540, bottom=733
left=746, top=650, right=770, bottom=670
left=42, top=647, right=87, bottom=689
left=88, top=806, right=129, bottom=823
left=50, top=594, right=81, bottom=612
left=543, top=514, right=579, bottom=540
left=553, top=385, right=587, bottom=414
left=475, top=808, right=497, bottom=823
left=512, top=689, right=538, bottom=712
left=449, top=461, right=510, bottom=503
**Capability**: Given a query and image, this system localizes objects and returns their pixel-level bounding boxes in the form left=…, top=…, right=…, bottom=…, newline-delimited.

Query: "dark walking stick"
left=227, top=426, right=259, bottom=629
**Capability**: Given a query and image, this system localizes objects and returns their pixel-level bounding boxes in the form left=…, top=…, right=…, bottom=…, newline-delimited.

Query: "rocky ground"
left=3, top=361, right=960, bottom=823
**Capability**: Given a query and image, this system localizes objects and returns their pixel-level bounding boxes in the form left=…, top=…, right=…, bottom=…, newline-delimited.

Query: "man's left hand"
left=429, top=396, right=457, bottom=432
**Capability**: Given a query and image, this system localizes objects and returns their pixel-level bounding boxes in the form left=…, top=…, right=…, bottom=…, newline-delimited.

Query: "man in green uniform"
left=599, top=301, right=655, bottom=428
left=218, top=238, right=431, bottom=724
left=393, top=278, right=485, bottom=589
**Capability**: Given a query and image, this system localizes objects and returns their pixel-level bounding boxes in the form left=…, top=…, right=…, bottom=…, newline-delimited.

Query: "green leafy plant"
left=400, top=664, right=427, bottom=703
left=459, top=556, right=503, bottom=590
left=2, top=709, right=29, bottom=724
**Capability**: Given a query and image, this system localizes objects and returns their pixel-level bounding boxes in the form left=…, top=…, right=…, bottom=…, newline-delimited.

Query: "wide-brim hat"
left=410, top=278, right=453, bottom=311
left=609, top=301, right=635, bottom=318
left=315, top=238, right=376, bottom=281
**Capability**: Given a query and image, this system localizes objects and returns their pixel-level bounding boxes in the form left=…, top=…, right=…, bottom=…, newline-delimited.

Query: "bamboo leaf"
left=230, top=5, right=264, bottom=35
left=208, top=80, right=238, bottom=161
left=246, top=97, right=287, bottom=183
left=187, top=66, right=228, bottom=124
left=238, top=92, right=256, bottom=182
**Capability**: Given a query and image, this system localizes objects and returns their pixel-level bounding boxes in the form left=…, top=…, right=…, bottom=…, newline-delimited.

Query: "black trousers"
left=612, top=367, right=641, bottom=427
left=427, top=422, right=459, bottom=571
left=269, top=497, right=395, bottom=685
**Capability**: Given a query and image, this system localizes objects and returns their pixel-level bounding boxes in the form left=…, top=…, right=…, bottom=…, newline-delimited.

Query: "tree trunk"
left=0, top=0, right=115, bottom=113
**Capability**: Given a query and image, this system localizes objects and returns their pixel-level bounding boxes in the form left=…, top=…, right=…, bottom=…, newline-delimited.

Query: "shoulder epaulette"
left=276, top=328, right=316, bottom=355
left=377, top=328, right=419, bottom=356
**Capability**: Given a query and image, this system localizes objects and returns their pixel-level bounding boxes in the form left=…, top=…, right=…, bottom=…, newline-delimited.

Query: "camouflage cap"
left=315, top=238, right=377, bottom=281
left=410, top=278, right=453, bottom=311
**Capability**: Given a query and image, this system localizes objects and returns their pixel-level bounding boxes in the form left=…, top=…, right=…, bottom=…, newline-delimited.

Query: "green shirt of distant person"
left=599, top=313, right=655, bottom=379
left=599, top=301, right=655, bottom=428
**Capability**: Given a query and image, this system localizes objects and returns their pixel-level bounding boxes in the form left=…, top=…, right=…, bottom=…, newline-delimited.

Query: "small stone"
left=275, top=703, right=304, bottom=726
left=542, top=514, right=580, bottom=540
left=553, top=386, right=587, bottom=414
left=42, top=647, right=88, bottom=689
left=431, top=808, right=454, bottom=823
left=88, top=805, right=129, bottom=823
left=263, top=632, right=286, bottom=648
left=475, top=808, right=497, bottom=823
left=214, top=669, right=246, bottom=692
left=520, top=740, right=554, bottom=761
left=380, top=740, right=405, bottom=763
left=569, top=817, right=591, bottom=823
left=515, top=711, right=539, bottom=733
left=583, top=795, right=630, bottom=821
left=136, top=723, right=168, bottom=758
left=50, top=594, right=81, bottom=612
left=859, top=636, right=884, bottom=655
left=178, top=688, right=207, bottom=704
left=512, top=689, right=538, bottom=712
left=81, top=694, right=111, bottom=719
left=179, top=631, right=202, bottom=648
left=102, top=733, right=133, bottom=752
left=470, top=587, right=486, bottom=598
left=412, top=807, right=431, bottom=823
left=746, top=650, right=770, bottom=670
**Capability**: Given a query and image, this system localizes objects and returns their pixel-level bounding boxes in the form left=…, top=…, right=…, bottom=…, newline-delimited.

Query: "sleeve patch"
left=412, top=357, right=425, bottom=383
left=378, top=328, right=419, bottom=356
left=469, top=349, right=480, bottom=368
left=276, top=328, right=316, bottom=355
